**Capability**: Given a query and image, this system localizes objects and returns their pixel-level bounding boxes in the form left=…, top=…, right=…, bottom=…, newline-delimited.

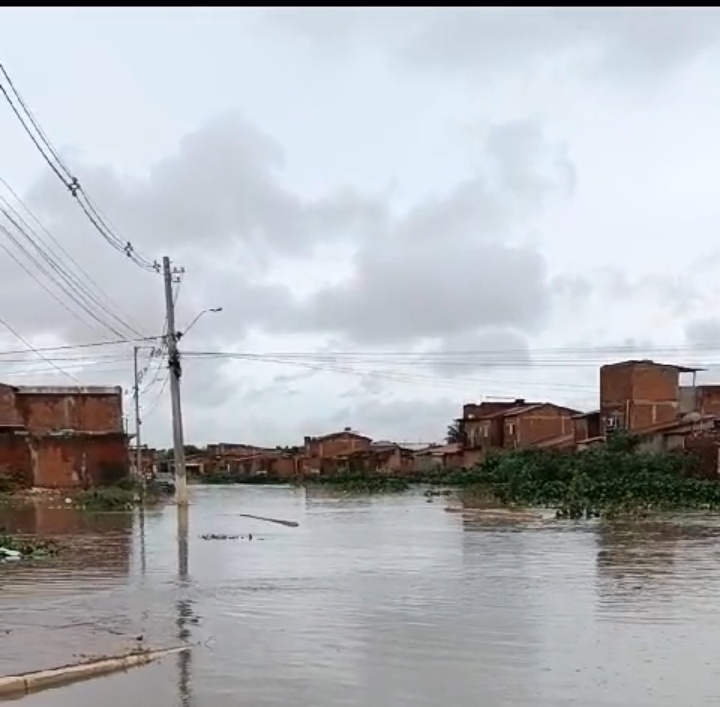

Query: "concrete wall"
left=0, top=385, right=20, bottom=426
left=31, top=434, right=129, bottom=488
left=15, top=390, right=123, bottom=435
left=0, top=431, right=31, bottom=486
left=573, top=413, right=600, bottom=444
left=694, top=385, right=720, bottom=417
left=464, top=416, right=503, bottom=449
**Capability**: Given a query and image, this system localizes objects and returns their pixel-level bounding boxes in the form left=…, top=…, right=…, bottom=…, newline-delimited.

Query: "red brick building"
left=304, top=428, right=372, bottom=473
left=598, top=360, right=701, bottom=436
left=318, top=441, right=415, bottom=477
left=0, top=384, right=129, bottom=488
left=458, top=399, right=580, bottom=460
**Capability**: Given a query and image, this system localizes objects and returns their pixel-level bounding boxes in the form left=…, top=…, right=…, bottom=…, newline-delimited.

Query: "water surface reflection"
left=3, top=488, right=720, bottom=706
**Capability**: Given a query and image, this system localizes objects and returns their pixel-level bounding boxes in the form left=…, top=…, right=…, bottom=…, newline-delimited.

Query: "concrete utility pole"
left=163, top=255, right=188, bottom=507
left=133, top=345, right=142, bottom=482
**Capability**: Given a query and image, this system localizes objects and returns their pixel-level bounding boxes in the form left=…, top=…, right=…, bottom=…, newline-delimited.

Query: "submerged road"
left=3, top=485, right=720, bottom=706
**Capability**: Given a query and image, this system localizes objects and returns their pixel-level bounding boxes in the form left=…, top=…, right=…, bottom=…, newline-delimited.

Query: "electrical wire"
left=0, top=210, right=133, bottom=339
left=0, top=314, right=82, bottom=384
left=0, top=61, right=161, bottom=273
left=141, top=373, right=170, bottom=417
left=0, top=334, right=162, bottom=357
left=183, top=351, right=598, bottom=394
left=0, top=175, right=147, bottom=338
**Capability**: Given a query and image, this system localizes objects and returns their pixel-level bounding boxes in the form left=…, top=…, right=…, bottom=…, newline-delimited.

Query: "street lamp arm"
left=178, top=307, right=223, bottom=339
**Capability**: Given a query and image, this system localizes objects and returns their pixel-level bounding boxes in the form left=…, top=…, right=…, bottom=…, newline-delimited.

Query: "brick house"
left=599, top=360, right=702, bottom=436
left=0, top=383, right=129, bottom=488
left=321, top=442, right=415, bottom=477
left=459, top=399, right=580, bottom=459
left=413, top=443, right=464, bottom=473
left=572, top=410, right=601, bottom=445
left=680, top=384, right=720, bottom=417
left=304, top=428, right=372, bottom=474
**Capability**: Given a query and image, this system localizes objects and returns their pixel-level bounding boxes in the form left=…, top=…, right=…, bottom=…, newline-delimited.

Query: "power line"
left=0, top=61, right=161, bottom=273
left=0, top=314, right=81, bottom=384
left=0, top=334, right=162, bottom=357
left=0, top=175, right=147, bottom=338
left=183, top=351, right=599, bottom=393
left=0, top=208, right=133, bottom=339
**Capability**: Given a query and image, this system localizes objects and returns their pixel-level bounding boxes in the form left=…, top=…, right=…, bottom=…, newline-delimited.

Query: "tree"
left=446, top=421, right=464, bottom=444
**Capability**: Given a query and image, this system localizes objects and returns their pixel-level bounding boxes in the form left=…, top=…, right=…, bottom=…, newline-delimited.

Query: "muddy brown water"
left=3, top=485, right=720, bottom=706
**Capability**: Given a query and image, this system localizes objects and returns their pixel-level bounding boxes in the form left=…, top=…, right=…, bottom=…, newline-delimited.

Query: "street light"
left=178, top=307, right=223, bottom=340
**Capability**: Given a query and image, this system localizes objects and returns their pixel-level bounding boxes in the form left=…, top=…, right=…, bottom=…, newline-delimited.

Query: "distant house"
left=304, top=428, right=371, bottom=463
left=458, top=399, right=580, bottom=460
left=413, top=443, right=464, bottom=473
left=599, top=359, right=703, bottom=435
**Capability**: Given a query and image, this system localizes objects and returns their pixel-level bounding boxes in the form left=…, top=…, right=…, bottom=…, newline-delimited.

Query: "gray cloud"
left=426, top=329, right=531, bottom=377
left=685, top=318, right=720, bottom=349
left=6, top=113, right=384, bottom=347
left=291, top=120, right=573, bottom=345
left=11, top=112, right=575, bottom=355
left=269, top=8, right=720, bottom=82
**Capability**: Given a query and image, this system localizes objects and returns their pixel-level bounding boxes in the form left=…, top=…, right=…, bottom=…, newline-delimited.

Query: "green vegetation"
left=0, top=534, right=60, bottom=558
left=309, top=474, right=411, bottom=493
left=445, top=421, right=463, bottom=444
left=194, top=433, right=720, bottom=517
left=452, top=433, right=720, bottom=518
left=75, top=477, right=170, bottom=511
left=0, top=468, right=25, bottom=495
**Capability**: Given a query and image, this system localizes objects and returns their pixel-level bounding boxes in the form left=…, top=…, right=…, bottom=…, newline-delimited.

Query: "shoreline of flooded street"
left=4, top=485, right=720, bottom=706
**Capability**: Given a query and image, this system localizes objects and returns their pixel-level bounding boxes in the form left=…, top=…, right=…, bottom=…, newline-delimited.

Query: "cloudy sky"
left=0, top=8, right=720, bottom=448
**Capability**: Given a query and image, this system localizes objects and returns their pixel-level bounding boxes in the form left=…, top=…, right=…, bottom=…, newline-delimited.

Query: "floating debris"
left=238, top=513, right=299, bottom=528
left=0, top=535, right=60, bottom=561
left=200, top=534, right=240, bottom=541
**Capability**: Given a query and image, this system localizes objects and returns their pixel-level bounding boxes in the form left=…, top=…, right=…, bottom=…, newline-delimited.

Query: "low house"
left=501, top=402, right=580, bottom=449
left=572, top=410, right=601, bottom=446
left=304, top=428, right=372, bottom=474
left=413, top=443, right=463, bottom=473
left=599, top=359, right=702, bottom=435
left=0, top=383, right=129, bottom=488
left=324, top=442, right=416, bottom=477
left=459, top=399, right=580, bottom=458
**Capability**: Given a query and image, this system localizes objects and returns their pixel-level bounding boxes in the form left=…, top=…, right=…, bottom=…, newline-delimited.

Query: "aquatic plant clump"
left=456, top=435, right=720, bottom=519
left=311, top=474, right=411, bottom=493
left=0, top=534, right=60, bottom=558
left=75, top=477, right=170, bottom=511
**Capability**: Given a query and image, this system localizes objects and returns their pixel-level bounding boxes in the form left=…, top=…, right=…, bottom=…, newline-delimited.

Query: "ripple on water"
left=5, top=490, right=720, bottom=706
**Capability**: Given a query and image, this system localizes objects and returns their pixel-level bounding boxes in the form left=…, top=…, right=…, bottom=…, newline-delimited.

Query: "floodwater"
left=3, top=487, right=720, bottom=706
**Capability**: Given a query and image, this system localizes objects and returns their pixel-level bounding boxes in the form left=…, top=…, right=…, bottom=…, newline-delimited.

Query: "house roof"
left=601, top=359, right=705, bottom=374
left=636, top=415, right=718, bottom=437
left=500, top=402, right=583, bottom=419
left=14, top=385, right=122, bottom=395
left=309, top=430, right=371, bottom=442
left=414, top=442, right=461, bottom=456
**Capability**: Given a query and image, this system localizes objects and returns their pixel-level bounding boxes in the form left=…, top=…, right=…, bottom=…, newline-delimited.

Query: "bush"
left=75, top=477, right=169, bottom=510
left=310, top=473, right=411, bottom=493
left=454, top=440, right=720, bottom=518
left=75, top=486, right=137, bottom=511
left=0, top=534, right=60, bottom=557
left=0, top=468, right=25, bottom=494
